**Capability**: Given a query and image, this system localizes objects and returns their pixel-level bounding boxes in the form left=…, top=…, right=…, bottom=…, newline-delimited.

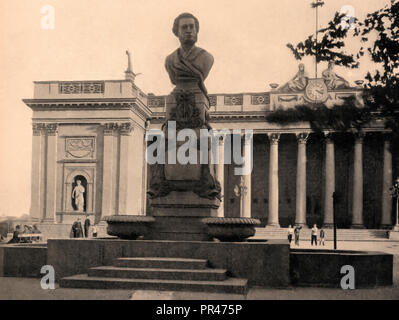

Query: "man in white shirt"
left=311, top=224, right=318, bottom=246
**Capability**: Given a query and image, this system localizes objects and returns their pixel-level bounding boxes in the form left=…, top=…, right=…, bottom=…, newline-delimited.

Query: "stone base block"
left=389, top=230, right=399, bottom=240
left=149, top=216, right=211, bottom=241
left=149, top=191, right=220, bottom=241
left=0, top=244, right=47, bottom=277
left=290, top=249, right=393, bottom=287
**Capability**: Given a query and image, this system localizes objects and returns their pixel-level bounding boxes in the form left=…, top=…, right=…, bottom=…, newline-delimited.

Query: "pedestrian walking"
left=311, top=224, right=318, bottom=246
left=294, top=226, right=302, bottom=246
left=319, top=228, right=325, bottom=246
left=287, top=225, right=294, bottom=244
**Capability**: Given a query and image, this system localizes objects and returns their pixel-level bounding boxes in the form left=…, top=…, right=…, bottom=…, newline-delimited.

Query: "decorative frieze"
left=209, top=95, right=217, bottom=106
left=148, top=97, right=165, bottom=108
left=59, top=82, right=104, bottom=94
left=251, top=94, right=270, bottom=105
left=224, top=95, right=243, bottom=106
left=65, top=137, right=95, bottom=159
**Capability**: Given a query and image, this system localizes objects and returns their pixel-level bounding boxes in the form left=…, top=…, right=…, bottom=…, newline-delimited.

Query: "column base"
left=265, top=223, right=280, bottom=228
left=350, top=224, right=365, bottom=229
left=295, top=223, right=309, bottom=228
left=322, top=223, right=334, bottom=228
left=392, top=224, right=399, bottom=232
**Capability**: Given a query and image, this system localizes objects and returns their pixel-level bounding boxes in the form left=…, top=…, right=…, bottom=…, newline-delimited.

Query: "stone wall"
left=48, top=239, right=290, bottom=287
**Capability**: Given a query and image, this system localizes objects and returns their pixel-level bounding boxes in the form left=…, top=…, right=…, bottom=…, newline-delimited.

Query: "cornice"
left=23, top=98, right=152, bottom=121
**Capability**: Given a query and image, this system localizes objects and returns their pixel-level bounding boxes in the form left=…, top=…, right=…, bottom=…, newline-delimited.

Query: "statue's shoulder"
left=194, top=47, right=213, bottom=61
left=165, top=49, right=179, bottom=65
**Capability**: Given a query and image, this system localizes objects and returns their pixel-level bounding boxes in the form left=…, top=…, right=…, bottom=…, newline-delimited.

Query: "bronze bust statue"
left=148, top=13, right=221, bottom=201
left=165, top=13, right=214, bottom=97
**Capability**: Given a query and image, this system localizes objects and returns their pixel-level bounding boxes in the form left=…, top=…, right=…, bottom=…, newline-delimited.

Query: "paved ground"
left=0, top=240, right=398, bottom=300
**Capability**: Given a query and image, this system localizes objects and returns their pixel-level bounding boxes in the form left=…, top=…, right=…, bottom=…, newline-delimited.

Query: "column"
left=30, top=123, right=45, bottom=222
left=216, top=136, right=225, bottom=217
left=241, top=133, right=253, bottom=218
left=101, top=123, right=116, bottom=219
left=295, top=133, right=309, bottom=227
left=141, top=123, right=149, bottom=216
left=351, top=131, right=365, bottom=228
left=44, top=123, right=58, bottom=222
left=381, top=135, right=393, bottom=228
left=267, top=133, right=280, bottom=227
left=117, top=122, right=134, bottom=214
left=323, top=133, right=335, bottom=227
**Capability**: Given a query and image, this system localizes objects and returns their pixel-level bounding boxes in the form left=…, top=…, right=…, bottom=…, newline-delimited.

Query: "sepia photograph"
left=0, top=0, right=398, bottom=305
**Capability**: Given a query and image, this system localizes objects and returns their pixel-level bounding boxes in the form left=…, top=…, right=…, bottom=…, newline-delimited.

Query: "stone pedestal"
left=149, top=191, right=220, bottom=241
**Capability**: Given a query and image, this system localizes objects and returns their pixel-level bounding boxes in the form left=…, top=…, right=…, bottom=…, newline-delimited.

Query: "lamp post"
left=390, top=177, right=399, bottom=231
left=311, top=0, right=325, bottom=78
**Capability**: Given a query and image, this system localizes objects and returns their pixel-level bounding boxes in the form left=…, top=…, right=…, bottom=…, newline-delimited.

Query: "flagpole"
left=312, top=0, right=324, bottom=78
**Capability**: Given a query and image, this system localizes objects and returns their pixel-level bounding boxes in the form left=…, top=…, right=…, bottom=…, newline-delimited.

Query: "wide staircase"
left=60, top=257, right=248, bottom=294
left=253, top=228, right=389, bottom=241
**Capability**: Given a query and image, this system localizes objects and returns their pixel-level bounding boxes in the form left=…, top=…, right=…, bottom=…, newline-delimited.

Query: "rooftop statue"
left=279, top=63, right=309, bottom=92
left=322, top=61, right=350, bottom=89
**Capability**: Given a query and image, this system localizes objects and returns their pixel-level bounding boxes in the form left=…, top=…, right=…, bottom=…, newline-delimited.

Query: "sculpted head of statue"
left=172, top=13, right=200, bottom=48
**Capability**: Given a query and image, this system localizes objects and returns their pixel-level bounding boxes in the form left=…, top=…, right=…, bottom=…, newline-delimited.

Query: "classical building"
left=23, top=62, right=398, bottom=237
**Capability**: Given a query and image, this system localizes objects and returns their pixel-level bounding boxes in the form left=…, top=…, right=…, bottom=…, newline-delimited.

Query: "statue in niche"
left=322, top=61, right=350, bottom=89
left=148, top=12, right=221, bottom=200
left=72, top=179, right=85, bottom=212
left=280, top=63, right=309, bottom=92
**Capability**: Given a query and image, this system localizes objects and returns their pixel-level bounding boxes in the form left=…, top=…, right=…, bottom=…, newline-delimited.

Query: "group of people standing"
left=287, top=224, right=325, bottom=246
left=71, top=215, right=98, bottom=238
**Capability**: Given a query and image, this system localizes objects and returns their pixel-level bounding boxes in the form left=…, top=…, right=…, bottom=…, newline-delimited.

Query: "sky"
left=0, top=0, right=390, bottom=217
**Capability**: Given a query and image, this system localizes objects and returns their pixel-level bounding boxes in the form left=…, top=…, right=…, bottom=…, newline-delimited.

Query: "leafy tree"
left=274, top=0, right=399, bottom=144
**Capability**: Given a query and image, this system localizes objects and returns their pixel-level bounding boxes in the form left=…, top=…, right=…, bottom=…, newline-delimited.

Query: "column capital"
left=103, top=122, right=119, bottom=136
left=218, top=135, right=225, bottom=146
left=353, top=130, right=366, bottom=143
left=119, top=122, right=134, bottom=135
left=241, top=132, right=253, bottom=145
left=32, top=123, right=46, bottom=136
left=296, top=132, right=309, bottom=144
left=268, top=133, right=280, bottom=145
left=45, top=123, right=58, bottom=136
left=323, top=131, right=335, bottom=144
left=382, top=132, right=393, bottom=143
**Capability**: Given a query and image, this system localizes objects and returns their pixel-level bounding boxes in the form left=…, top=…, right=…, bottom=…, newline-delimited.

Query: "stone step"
left=114, top=257, right=208, bottom=269
left=253, top=228, right=389, bottom=240
left=88, top=266, right=228, bottom=281
left=60, top=274, right=248, bottom=294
